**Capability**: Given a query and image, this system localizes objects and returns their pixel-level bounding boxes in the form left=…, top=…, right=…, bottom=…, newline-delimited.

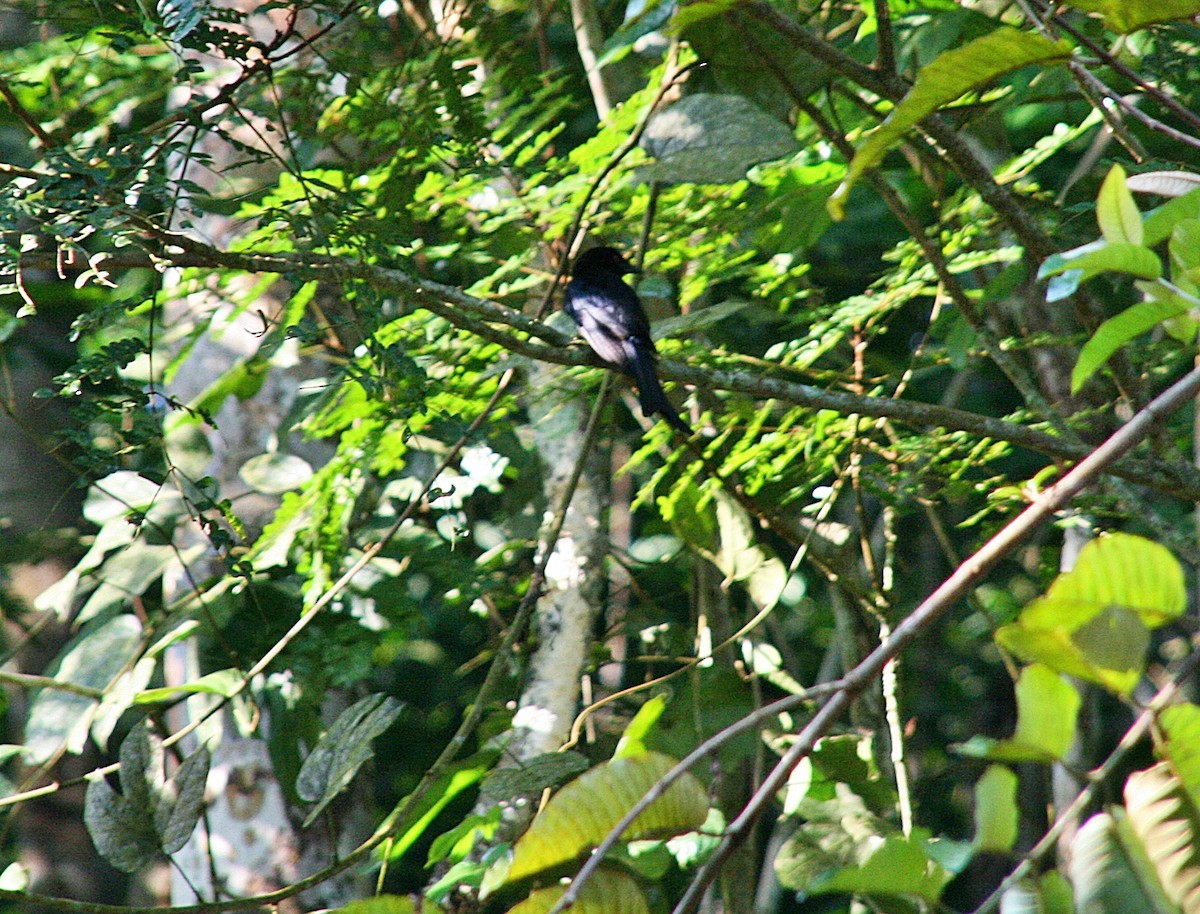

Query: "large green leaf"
left=956, top=664, right=1080, bottom=762
left=807, top=832, right=953, bottom=902
left=481, top=751, right=708, bottom=894
left=1097, top=165, right=1144, bottom=246
left=1072, top=298, right=1190, bottom=394
left=297, top=694, right=404, bottom=826
left=1038, top=240, right=1162, bottom=301
left=829, top=27, right=1073, bottom=217
left=1065, top=0, right=1200, bottom=32
left=995, top=534, right=1184, bottom=694
left=25, top=615, right=143, bottom=764
left=1124, top=763, right=1200, bottom=912
left=1161, top=704, right=1200, bottom=813
left=974, top=765, right=1019, bottom=852
left=1070, top=812, right=1179, bottom=914
left=83, top=722, right=210, bottom=873
left=639, top=94, right=799, bottom=185
left=506, top=869, right=650, bottom=914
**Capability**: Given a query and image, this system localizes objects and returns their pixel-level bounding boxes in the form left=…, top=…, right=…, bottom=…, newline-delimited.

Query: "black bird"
left=564, top=246, right=689, bottom=432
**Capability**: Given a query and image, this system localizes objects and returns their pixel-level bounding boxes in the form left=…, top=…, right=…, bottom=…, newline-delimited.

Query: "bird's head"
left=575, top=246, right=639, bottom=276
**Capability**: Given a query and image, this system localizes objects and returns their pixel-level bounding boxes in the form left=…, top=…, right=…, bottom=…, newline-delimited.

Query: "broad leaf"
left=995, top=534, right=1183, bottom=694
left=974, top=765, right=1019, bottom=852
left=297, top=694, right=404, bottom=826
left=1072, top=298, right=1191, bottom=393
left=481, top=751, right=708, bottom=894
left=1129, top=171, right=1200, bottom=200
left=1064, top=0, right=1200, bottom=32
left=83, top=722, right=211, bottom=872
left=639, top=94, right=798, bottom=184
left=1144, top=186, right=1200, bottom=246
left=1038, top=240, right=1162, bottom=302
left=1097, top=165, right=1144, bottom=246
left=1124, top=763, right=1200, bottom=912
left=25, top=615, right=143, bottom=764
left=807, top=832, right=953, bottom=902
left=957, top=665, right=1080, bottom=762
left=239, top=452, right=314, bottom=494
left=479, top=752, right=590, bottom=799
left=506, top=868, right=650, bottom=914
left=157, top=747, right=211, bottom=855
left=1070, top=812, right=1178, bottom=914
left=830, top=27, right=1073, bottom=217
left=1161, top=704, right=1200, bottom=812
left=84, top=774, right=161, bottom=873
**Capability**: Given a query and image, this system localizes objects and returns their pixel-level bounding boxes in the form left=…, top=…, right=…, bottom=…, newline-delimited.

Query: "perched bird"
left=564, top=246, right=689, bottom=432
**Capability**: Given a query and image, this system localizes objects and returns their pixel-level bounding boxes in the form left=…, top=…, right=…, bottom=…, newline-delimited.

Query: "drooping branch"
left=18, top=237, right=1200, bottom=500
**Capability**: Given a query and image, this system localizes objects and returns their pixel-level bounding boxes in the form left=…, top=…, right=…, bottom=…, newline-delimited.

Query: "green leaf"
left=83, top=722, right=211, bottom=873
left=995, top=534, right=1183, bottom=694
left=25, top=615, right=143, bottom=764
left=84, top=772, right=160, bottom=873
left=239, top=452, right=314, bottom=494
left=1064, top=0, right=1200, bottom=32
left=962, top=665, right=1080, bottom=762
left=135, top=668, right=245, bottom=705
left=1124, top=763, right=1200, bottom=912
left=1160, top=704, right=1200, bottom=812
left=1144, top=186, right=1200, bottom=246
left=1038, top=240, right=1162, bottom=301
left=1097, top=164, right=1144, bottom=246
left=297, top=694, right=404, bottom=826
left=386, top=752, right=498, bottom=864
left=1072, top=297, right=1190, bottom=393
left=829, top=27, right=1073, bottom=218
left=156, top=746, right=211, bottom=855
left=1069, top=812, right=1179, bottom=914
left=614, top=694, right=669, bottom=759
left=330, top=896, right=420, bottom=914
left=479, top=752, right=590, bottom=799
left=506, top=868, right=650, bottom=914
left=639, top=94, right=799, bottom=185
left=808, top=832, right=953, bottom=902
left=481, top=751, right=709, bottom=895
left=974, top=765, right=1019, bottom=852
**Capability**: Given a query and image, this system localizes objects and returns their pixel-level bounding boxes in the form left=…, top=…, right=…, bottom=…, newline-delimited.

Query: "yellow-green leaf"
left=1123, top=763, right=1200, bottom=912
left=482, top=751, right=708, bottom=894
left=506, top=869, right=650, bottom=914
left=1097, top=164, right=1144, bottom=246
left=995, top=534, right=1183, bottom=695
left=974, top=765, right=1019, bottom=853
left=829, top=27, right=1073, bottom=218
left=1065, top=0, right=1200, bottom=33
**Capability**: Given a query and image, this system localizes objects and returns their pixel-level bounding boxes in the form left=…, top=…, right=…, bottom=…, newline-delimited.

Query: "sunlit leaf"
left=506, top=868, right=650, bottom=914
left=974, top=765, right=1019, bottom=852
left=808, top=832, right=953, bottom=902
left=1124, top=763, right=1200, bottom=913
left=1069, top=812, right=1178, bottom=914
left=1038, top=240, right=1162, bottom=301
left=481, top=751, right=708, bottom=895
left=1097, top=164, right=1143, bottom=246
left=1072, top=298, right=1190, bottom=393
left=830, top=27, right=1073, bottom=217
left=995, top=534, right=1182, bottom=695
left=1064, top=0, right=1200, bottom=32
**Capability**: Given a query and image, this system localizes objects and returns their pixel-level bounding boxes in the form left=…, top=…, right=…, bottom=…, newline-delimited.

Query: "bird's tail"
left=631, top=342, right=690, bottom=433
